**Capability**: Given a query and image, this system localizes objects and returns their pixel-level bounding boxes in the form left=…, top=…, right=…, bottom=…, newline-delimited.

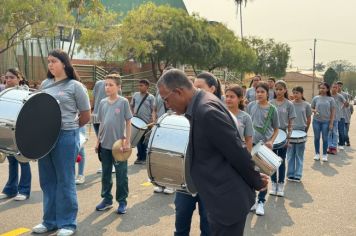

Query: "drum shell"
left=130, top=117, right=147, bottom=147
left=251, top=141, right=282, bottom=176
left=147, top=113, right=197, bottom=194
left=0, top=87, right=61, bottom=160
left=289, top=130, right=307, bottom=144
left=273, top=129, right=287, bottom=149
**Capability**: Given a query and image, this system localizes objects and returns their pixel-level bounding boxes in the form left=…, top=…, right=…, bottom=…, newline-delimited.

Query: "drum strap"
left=254, top=105, right=274, bottom=135
left=40, top=78, right=70, bottom=91
left=135, top=93, right=149, bottom=115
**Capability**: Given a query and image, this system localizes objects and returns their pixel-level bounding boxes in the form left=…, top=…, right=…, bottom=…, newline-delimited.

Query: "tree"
left=327, top=60, right=355, bottom=77
left=324, top=67, right=338, bottom=85
left=246, top=37, right=290, bottom=77
left=315, top=62, right=326, bottom=72
left=0, top=0, right=72, bottom=54
left=233, top=0, right=249, bottom=39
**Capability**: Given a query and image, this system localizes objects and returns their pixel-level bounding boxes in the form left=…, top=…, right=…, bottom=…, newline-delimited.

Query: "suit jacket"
left=186, top=90, right=264, bottom=225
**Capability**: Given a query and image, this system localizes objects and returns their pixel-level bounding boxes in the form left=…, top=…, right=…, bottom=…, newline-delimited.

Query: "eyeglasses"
left=161, top=90, right=174, bottom=103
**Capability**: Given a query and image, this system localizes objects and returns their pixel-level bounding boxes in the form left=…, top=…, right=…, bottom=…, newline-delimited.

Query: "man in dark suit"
left=157, top=69, right=268, bottom=236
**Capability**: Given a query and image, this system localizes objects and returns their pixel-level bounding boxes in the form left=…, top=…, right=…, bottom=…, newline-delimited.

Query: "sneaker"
left=269, top=182, right=278, bottom=196
left=276, top=183, right=285, bottom=197
left=314, top=154, right=320, bottom=161
left=163, top=188, right=174, bottom=194
left=331, top=148, right=337, bottom=155
left=153, top=186, right=164, bottom=193
left=339, top=146, right=344, bottom=150
left=134, top=160, right=146, bottom=165
left=322, top=155, right=328, bottom=162
left=32, top=224, right=49, bottom=234
left=346, top=142, right=350, bottom=147
left=117, top=203, right=127, bottom=214
left=96, top=168, right=102, bottom=173
left=14, top=193, right=28, bottom=201
left=112, top=166, right=116, bottom=173
left=287, top=177, right=295, bottom=182
left=95, top=200, right=113, bottom=211
left=250, top=202, right=257, bottom=212
left=75, top=175, right=85, bottom=185
left=327, top=148, right=332, bottom=154
left=255, top=202, right=264, bottom=216
left=0, top=193, right=10, bottom=200
left=57, top=228, right=75, bottom=236
left=294, top=178, right=301, bottom=183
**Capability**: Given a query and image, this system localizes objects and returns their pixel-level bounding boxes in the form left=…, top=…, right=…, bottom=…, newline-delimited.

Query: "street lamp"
left=310, top=39, right=317, bottom=97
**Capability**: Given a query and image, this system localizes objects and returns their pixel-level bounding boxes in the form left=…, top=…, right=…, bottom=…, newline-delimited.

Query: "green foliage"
left=327, top=60, right=356, bottom=77
left=0, top=0, right=73, bottom=54
left=246, top=37, right=290, bottom=77
left=340, top=71, right=356, bottom=96
left=324, top=67, right=339, bottom=85
left=315, top=62, right=326, bottom=72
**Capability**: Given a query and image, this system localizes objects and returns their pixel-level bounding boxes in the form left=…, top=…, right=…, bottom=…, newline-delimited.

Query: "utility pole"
left=312, top=38, right=317, bottom=97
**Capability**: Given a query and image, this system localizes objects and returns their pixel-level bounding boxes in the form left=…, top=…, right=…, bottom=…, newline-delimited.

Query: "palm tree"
left=234, top=0, right=248, bottom=40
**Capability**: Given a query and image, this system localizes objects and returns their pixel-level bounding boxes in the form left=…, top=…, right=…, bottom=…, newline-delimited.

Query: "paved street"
left=1, top=115, right=356, bottom=236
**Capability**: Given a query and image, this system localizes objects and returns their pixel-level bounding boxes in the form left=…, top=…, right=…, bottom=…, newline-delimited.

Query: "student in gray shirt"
left=33, top=49, right=91, bottom=236
left=92, top=79, right=106, bottom=135
left=225, top=85, right=254, bottom=152
left=246, top=82, right=279, bottom=216
left=344, top=103, right=353, bottom=146
left=95, top=74, right=132, bottom=215
left=130, top=79, right=156, bottom=164
left=287, top=86, right=312, bottom=182
left=245, top=75, right=261, bottom=103
left=311, top=82, right=336, bottom=162
left=267, top=77, right=276, bottom=101
left=336, top=81, right=349, bottom=149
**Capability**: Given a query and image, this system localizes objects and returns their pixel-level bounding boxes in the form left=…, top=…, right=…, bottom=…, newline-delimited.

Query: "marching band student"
left=0, top=68, right=32, bottom=201
left=328, top=83, right=346, bottom=155
left=246, top=82, right=279, bottom=216
left=287, top=87, right=311, bottom=182
left=95, top=73, right=132, bottom=214
left=75, top=126, right=87, bottom=185
left=344, top=102, right=353, bottom=146
left=194, top=71, right=223, bottom=100
left=130, top=79, right=156, bottom=165
left=311, top=82, right=336, bottom=162
left=245, top=75, right=261, bottom=103
left=225, top=85, right=253, bottom=152
left=267, top=77, right=276, bottom=101
left=269, top=80, right=296, bottom=197
left=336, top=81, right=350, bottom=150
left=33, top=49, right=90, bottom=236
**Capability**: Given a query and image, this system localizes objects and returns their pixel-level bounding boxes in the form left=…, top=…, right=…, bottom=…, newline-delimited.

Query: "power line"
left=318, top=39, right=356, bottom=46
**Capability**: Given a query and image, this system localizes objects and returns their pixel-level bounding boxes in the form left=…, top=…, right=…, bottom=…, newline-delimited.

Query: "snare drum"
left=0, top=86, right=61, bottom=161
left=130, top=116, right=148, bottom=147
left=251, top=141, right=283, bottom=176
left=273, top=129, right=287, bottom=149
left=147, top=113, right=197, bottom=194
left=289, top=130, right=307, bottom=144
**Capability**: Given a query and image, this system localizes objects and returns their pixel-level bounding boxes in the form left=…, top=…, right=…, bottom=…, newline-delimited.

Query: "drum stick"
left=145, top=122, right=156, bottom=129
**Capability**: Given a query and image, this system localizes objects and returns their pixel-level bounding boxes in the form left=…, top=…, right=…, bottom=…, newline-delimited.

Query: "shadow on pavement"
left=285, top=182, right=313, bottom=209
left=311, top=161, right=339, bottom=176
left=0, top=190, right=43, bottom=212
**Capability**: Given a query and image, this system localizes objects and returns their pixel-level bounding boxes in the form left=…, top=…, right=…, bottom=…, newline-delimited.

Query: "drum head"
left=15, top=93, right=61, bottom=159
left=291, top=130, right=307, bottom=138
left=132, top=117, right=147, bottom=129
left=274, top=129, right=287, bottom=145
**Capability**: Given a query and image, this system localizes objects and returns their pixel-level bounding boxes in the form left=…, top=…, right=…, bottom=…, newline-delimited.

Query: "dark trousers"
left=136, top=136, right=147, bottom=161
left=271, top=146, right=288, bottom=183
left=93, top=123, right=100, bottom=137
left=174, top=192, right=210, bottom=236
left=345, top=123, right=350, bottom=144
left=208, top=216, right=246, bottom=236
left=338, top=118, right=346, bottom=146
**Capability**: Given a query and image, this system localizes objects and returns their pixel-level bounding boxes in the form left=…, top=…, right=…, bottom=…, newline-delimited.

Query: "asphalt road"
left=1, top=116, right=356, bottom=236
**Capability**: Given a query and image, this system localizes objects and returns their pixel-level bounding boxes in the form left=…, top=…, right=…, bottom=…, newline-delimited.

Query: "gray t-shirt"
left=155, top=93, right=166, bottom=118
left=41, top=79, right=90, bottom=130
left=245, top=87, right=256, bottom=102
left=332, top=93, right=346, bottom=121
left=311, top=95, right=336, bottom=122
left=268, top=89, right=275, bottom=101
left=247, top=101, right=279, bottom=144
left=345, top=105, right=353, bottom=123
left=92, top=80, right=106, bottom=123
left=234, top=110, right=253, bottom=141
left=292, top=101, right=312, bottom=131
left=340, top=91, right=350, bottom=119
left=98, top=96, right=133, bottom=149
left=270, top=99, right=296, bottom=131
left=131, top=92, right=155, bottom=123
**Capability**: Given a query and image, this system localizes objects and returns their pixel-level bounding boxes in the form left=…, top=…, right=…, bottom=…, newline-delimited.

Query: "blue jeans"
left=287, top=143, right=306, bottom=179
left=328, top=120, right=338, bottom=148
left=271, top=146, right=287, bottom=183
left=93, top=123, right=100, bottom=137
left=174, top=192, right=210, bottom=236
left=2, top=156, right=31, bottom=197
left=136, top=136, right=147, bottom=161
left=313, top=119, right=329, bottom=155
left=38, top=129, right=79, bottom=230
left=77, top=148, right=85, bottom=176
left=345, top=123, right=350, bottom=144
left=338, top=118, right=346, bottom=146
left=100, top=148, right=128, bottom=204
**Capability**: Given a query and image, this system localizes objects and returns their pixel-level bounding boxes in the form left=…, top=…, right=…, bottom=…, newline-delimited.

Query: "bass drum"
left=0, top=86, right=61, bottom=161
left=147, top=113, right=197, bottom=194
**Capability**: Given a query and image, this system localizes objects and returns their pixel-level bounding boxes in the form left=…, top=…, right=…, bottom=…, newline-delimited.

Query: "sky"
left=183, top=0, right=356, bottom=70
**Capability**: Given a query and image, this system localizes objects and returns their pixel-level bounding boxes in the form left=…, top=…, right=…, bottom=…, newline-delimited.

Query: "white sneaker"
left=163, top=187, right=174, bottom=194
left=276, top=183, right=285, bottom=197
left=269, top=182, right=278, bottom=196
left=75, top=175, right=85, bottom=185
left=0, top=193, right=10, bottom=200
left=255, top=202, right=265, bottom=216
left=57, top=228, right=75, bottom=236
left=14, top=193, right=28, bottom=201
left=250, top=202, right=257, bottom=211
left=112, top=166, right=116, bottom=173
left=339, top=146, right=344, bottom=150
left=314, top=154, right=320, bottom=161
left=32, top=224, right=49, bottom=234
left=96, top=168, right=102, bottom=173
left=153, top=186, right=163, bottom=193
left=322, top=155, right=328, bottom=162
